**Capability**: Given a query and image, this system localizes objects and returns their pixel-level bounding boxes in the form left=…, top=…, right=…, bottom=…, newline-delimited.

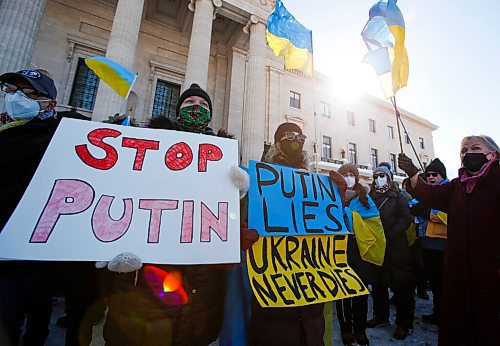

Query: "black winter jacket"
left=369, top=186, right=414, bottom=289
left=0, top=117, right=61, bottom=275
left=103, top=117, right=226, bottom=346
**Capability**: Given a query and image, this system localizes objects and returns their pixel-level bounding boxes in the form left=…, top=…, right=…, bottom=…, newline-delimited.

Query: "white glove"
left=231, top=166, right=250, bottom=199
left=95, top=252, right=142, bottom=273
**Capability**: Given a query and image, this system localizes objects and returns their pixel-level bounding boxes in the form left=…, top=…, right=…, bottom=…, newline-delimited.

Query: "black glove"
left=398, top=153, right=419, bottom=177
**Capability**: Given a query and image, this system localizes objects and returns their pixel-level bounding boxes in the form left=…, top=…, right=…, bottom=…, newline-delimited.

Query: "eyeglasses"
left=280, top=132, right=307, bottom=143
left=426, top=172, right=439, bottom=178
left=0, top=82, right=48, bottom=99
left=373, top=173, right=386, bottom=179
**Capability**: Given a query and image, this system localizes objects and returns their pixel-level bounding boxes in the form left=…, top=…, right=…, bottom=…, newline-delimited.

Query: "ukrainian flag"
left=361, top=0, right=409, bottom=98
left=266, top=0, right=314, bottom=77
left=347, top=196, right=386, bottom=266
left=85, top=56, right=137, bottom=98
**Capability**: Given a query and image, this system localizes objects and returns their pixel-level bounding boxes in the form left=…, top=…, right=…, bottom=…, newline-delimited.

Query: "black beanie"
left=176, top=83, right=212, bottom=114
left=274, top=122, right=303, bottom=143
left=425, top=158, right=447, bottom=178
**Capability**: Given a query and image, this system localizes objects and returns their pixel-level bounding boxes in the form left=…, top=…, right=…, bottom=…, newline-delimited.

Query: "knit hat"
left=274, top=122, right=303, bottom=143
left=338, top=163, right=359, bottom=178
left=425, top=158, right=447, bottom=179
left=378, top=161, right=394, bottom=179
left=176, top=83, right=212, bottom=114
left=373, top=165, right=393, bottom=181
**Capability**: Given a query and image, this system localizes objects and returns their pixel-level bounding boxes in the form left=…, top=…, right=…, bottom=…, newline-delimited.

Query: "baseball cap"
left=0, top=69, right=57, bottom=99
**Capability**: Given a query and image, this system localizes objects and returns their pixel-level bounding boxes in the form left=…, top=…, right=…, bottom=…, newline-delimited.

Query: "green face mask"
left=177, top=104, right=211, bottom=130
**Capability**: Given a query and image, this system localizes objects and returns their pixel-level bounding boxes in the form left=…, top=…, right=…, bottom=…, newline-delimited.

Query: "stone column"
left=0, top=0, right=47, bottom=109
left=241, top=16, right=266, bottom=166
left=92, top=0, right=145, bottom=121
left=183, top=0, right=221, bottom=91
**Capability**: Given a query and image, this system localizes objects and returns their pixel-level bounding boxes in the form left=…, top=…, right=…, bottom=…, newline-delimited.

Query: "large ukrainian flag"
left=266, top=0, right=314, bottom=77
left=85, top=56, right=137, bottom=98
left=361, top=0, right=409, bottom=98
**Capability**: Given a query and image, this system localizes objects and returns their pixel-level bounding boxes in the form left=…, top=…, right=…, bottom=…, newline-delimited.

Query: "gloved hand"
left=95, top=252, right=142, bottom=273
left=329, top=170, right=348, bottom=206
left=398, top=153, right=420, bottom=178
left=231, top=166, right=250, bottom=198
left=240, top=220, right=259, bottom=251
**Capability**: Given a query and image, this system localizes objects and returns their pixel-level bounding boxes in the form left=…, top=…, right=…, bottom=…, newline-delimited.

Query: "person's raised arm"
left=398, top=153, right=420, bottom=188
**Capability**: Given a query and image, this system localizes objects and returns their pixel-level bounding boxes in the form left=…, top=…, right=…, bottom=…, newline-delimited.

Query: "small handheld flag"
left=85, top=56, right=137, bottom=99
left=266, top=0, right=313, bottom=77
left=361, top=0, right=409, bottom=98
left=121, top=116, right=131, bottom=126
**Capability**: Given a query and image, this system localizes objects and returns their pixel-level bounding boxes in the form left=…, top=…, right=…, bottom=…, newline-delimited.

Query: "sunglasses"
left=426, top=172, right=440, bottom=178
left=373, top=173, right=386, bottom=179
left=280, top=132, right=307, bottom=143
left=0, top=82, right=40, bottom=96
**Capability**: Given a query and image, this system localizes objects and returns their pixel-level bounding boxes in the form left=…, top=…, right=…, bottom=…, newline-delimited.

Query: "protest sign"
left=248, top=161, right=349, bottom=236
left=247, top=234, right=368, bottom=307
left=0, top=118, right=240, bottom=264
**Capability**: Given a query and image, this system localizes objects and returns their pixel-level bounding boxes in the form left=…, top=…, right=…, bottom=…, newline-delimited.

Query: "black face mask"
left=280, top=140, right=304, bottom=160
left=462, top=153, right=489, bottom=172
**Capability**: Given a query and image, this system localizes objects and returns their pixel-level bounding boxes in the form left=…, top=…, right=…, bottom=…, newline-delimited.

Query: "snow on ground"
left=46, top=292, right=438, bottom=346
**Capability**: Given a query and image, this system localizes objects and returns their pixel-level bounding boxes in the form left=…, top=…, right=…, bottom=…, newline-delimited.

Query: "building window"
left=371, top=148, right=378, bottom=168
left=321, top=102, right=330, bottom=117
left=289, top=91, right=301, bottom=109
left=348, top=142, right=357, bottom=164
left=404, top=132, right=410, bottom=144
left=152, top=80, right=181, bottom=118
left=369, top=118, right=376, bottom=133
left=322, top=136, right=332, bottom=159
left=390, top=153, right=397, bottom=172
left=347, top=111, right=355, bottom=126
left=388, top=125, right=394, bottom=139
left=69, top=58, right=100, bottom=110
left=419, top=137, right=425, bottom=149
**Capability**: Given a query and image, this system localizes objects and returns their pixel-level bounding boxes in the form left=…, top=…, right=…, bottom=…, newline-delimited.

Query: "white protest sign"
left=0, top=118, right=240, bottom=264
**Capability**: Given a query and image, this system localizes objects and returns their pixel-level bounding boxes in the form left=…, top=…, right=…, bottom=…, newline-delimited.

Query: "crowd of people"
left=0, top=68, right=498, bottom=346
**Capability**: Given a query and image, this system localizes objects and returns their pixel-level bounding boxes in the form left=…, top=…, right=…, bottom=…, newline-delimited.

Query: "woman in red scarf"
left=398, top=135, right=500, bottom=346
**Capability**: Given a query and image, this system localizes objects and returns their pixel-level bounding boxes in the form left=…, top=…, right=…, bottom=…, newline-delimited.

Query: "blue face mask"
left=4, top=91, right=41, bottom=120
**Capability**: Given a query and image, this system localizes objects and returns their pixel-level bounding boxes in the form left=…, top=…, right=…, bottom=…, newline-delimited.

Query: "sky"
left=282, top=0, right=500, bottom=178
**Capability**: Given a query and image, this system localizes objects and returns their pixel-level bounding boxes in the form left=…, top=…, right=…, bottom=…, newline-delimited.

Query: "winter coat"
left=249, top=144, right=324, bottom=346
left=103, top=117, right=228, bottom=346
left=0, top=116, right=61, bottom=276
left=369, top=185, right=413, bottom=289
left=405, top=163, right=500, bottom=346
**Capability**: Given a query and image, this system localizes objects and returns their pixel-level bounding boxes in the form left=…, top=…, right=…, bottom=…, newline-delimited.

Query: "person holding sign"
left=249, top=123, right=326, bottom=346
left=0, top=69, right=61, bottom=346
left=99, top=83, right=251, bottom=346
left=367, top=165, right=414, bottom=340
left=332, top=164, right=385, bottom=346
left=398, top=135, right=500, bottom=346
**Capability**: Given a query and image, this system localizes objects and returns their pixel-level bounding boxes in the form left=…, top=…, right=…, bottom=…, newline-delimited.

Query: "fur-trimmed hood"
left=346, top=182, right=371, bottom=206
left=263, top=143, right=310, bottom=169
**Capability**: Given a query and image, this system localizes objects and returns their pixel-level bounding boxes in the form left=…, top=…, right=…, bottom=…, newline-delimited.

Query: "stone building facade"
left=0, top=0, right=437, bottom=180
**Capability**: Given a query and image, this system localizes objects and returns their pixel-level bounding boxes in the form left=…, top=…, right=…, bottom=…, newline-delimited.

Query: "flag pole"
left=390, top=95, right=404, bottom=154
left=390, top=95, right=424, bottom=171
left=310, top=31, right=319, bottom=174
left=120, top=73, right=138, bottom=116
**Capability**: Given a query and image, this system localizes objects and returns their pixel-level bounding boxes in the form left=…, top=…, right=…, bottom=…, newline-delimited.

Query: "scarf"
left=459, top=158, right=498, bottom=193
